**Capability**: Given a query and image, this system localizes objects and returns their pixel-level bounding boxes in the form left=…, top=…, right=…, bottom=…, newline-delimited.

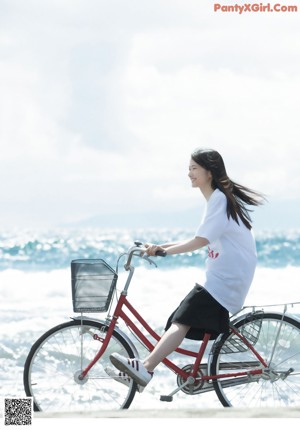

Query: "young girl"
left=107, top=148, right=266, bottom=390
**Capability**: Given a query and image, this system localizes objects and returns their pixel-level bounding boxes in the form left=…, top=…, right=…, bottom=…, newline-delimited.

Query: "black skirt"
left=164, top=284, right=230, bottom=340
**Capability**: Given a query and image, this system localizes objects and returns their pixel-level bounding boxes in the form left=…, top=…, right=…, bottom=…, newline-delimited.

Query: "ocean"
left=1, top=227, right=300, bottom=413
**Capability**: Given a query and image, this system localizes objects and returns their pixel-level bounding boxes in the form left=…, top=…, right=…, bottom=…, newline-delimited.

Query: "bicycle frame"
left=79, top=283, right=268, bottom=388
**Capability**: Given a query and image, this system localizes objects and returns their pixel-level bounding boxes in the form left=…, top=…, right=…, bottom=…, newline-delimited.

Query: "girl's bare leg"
left=143, top=322, right=190, bottom=372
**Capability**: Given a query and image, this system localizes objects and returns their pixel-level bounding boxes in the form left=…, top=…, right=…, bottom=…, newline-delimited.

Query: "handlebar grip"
left=155, top=250, right=167, bottom=257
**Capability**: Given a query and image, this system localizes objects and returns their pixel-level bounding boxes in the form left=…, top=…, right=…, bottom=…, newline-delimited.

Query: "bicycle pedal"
left=160, top=395, right=173, bottom=402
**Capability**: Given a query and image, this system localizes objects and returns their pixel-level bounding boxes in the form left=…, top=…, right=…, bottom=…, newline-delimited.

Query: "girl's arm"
left=159, top=241, right=181, bottom=248
left=145, top=237, right=209, bottom=256
left=164, top=237, right=209, bottom=255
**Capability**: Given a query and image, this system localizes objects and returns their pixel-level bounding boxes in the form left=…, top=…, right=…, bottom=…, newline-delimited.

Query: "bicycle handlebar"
left=124, top=242, right=166, bottom=270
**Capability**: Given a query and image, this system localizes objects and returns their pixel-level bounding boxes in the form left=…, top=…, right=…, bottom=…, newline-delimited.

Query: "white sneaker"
left=110, top=353, right=153, bottom=387
left=104, top=367, right=145, bottom=393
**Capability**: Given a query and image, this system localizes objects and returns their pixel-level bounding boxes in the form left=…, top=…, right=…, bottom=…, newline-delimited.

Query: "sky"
left=0, top=0, right=300, bottom=231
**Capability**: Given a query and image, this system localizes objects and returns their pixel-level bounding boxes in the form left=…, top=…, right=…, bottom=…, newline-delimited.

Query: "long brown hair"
left=191, top=148, right=266, bottom=230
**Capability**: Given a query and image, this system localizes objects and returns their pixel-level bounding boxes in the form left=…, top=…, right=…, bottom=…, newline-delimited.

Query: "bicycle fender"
left=230, top=310, right=300, bottom=327
left=71, top=316, right=140, bottom=359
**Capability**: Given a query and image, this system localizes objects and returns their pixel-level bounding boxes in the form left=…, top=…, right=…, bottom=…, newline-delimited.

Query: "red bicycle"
left=23, top=242, right=300, bottom=412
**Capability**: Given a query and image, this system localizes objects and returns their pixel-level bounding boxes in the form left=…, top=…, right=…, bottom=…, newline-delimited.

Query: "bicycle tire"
left=23, top=319, right=137, bottom=412
left=210, top=312, right=300, bottom=407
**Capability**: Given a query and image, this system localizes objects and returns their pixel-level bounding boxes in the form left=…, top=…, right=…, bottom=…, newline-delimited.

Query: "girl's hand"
left=145, top=243, right=166, bottom=256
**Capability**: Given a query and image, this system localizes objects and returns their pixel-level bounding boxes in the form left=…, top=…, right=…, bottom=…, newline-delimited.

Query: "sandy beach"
left=37, top=407, right=300, bottom=419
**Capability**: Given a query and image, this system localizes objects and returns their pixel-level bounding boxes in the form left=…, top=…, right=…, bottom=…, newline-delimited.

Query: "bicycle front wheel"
left=211, top=312, right=300, bottom=407
left=23, top=319, right=137, bottom=412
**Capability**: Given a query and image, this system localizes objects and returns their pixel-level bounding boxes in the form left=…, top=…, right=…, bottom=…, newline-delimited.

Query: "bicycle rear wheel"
left=23, top=319, right=137, bottom=412
left=211, top=312, right=300, bottom=407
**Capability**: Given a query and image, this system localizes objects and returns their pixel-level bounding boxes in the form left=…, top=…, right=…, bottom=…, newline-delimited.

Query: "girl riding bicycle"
left=109, top=148, right=266, bottom=390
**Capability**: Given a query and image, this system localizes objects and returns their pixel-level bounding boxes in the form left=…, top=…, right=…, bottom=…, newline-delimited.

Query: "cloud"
left=0, top=0, right=299, bottom=228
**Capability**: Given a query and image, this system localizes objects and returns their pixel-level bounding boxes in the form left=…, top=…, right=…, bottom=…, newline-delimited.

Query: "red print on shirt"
left=208, top=246, right=219, bottom=259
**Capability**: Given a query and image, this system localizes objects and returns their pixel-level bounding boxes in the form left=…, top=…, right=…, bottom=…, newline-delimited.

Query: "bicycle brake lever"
left=142, top=254, right=157, bottom=268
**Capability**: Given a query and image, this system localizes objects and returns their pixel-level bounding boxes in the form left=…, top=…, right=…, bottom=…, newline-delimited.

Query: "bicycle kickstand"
left=160, top=376, right=195, bottom=402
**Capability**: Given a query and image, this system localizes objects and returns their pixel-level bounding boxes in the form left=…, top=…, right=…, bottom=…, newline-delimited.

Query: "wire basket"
left=220, top=313, right=263, bottom=354
left=71, top=259, right=118, bottom=313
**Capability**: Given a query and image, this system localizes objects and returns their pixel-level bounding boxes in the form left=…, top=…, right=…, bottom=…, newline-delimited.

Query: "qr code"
left=4, top=398, right=33, bottom=426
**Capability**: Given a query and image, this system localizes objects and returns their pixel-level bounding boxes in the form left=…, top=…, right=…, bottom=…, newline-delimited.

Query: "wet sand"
left=37, top=407, right=300, bottom=419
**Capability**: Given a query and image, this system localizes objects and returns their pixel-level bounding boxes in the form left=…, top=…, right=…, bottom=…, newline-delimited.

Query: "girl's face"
left=188, top=159, right=212, bottom=189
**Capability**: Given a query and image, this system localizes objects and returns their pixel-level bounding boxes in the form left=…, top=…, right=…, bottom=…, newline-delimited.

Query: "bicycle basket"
left=71, top=259, right=118, bottom=313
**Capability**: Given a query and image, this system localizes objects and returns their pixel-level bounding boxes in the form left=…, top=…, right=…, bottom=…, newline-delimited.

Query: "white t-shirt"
left=195, top=189, right=257, bottom=314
